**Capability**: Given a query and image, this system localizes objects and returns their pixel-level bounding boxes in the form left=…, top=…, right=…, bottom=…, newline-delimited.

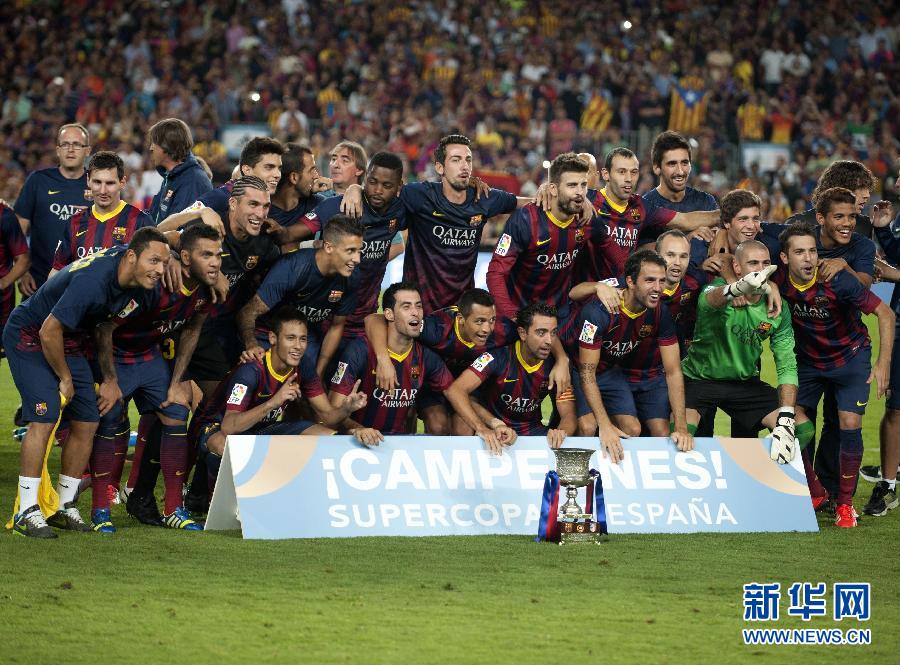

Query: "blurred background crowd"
left=1, top=0, right=897, bottom=225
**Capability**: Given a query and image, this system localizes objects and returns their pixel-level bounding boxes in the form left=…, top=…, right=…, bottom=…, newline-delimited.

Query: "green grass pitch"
left=0, top=320, right=897, bottom=663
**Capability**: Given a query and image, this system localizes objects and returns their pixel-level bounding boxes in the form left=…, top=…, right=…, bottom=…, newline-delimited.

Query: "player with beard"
left=14, top=123, right=91, bottom=297
left=773, top=222, right=894, bottom=527
left=236, top=215, right=363, bottom=376
left=398, top=135, right=523, bottom=313
left=50, top=151, right=155, bottom=276
left=486, top=153, right=605, bottom=319
left=88, top=224, right=223, bottom=532
left=155, top=137, right=284, bottom=236
left=4, top=228, right=170, bottom=537
left=562, top=250, right=692, bottom=457
left=446, top=303, right=577, bottom=454
left=759, top=183, right=878, bottom=510
left=268, top=143, right=328, bottom=233
left=329, top=283, right=454, bottom=436
left=642, top=131, right=718, bottom=217
left=575, top=148, right=720, bottom=284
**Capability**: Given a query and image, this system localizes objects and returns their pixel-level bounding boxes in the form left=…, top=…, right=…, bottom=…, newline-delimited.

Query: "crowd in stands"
left=1, top=1, right=897, bottom=216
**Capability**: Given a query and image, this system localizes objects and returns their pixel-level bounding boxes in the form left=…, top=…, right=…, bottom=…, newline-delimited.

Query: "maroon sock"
left=90, top=434, right=115, bottom=510
left=801, top=447, right=827, bottom=498
left=127, top=414, right=156, bottom=489
left=109, top=428, right=130, bottom=491
left=838, top=428, right=864, bottom=505
left=160, top=424, right=188, bottom=514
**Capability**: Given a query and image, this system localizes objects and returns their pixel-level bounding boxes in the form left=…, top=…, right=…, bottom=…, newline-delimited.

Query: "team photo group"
left=2, top=115, right=898, bottom=538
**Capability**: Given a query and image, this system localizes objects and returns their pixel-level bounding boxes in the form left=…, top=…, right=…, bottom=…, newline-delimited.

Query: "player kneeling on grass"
left=445, top=303, right=576, bottom=454
left=4, top=228, right=170, bottom=538
left=330, top=282, right=454, bottom=437
left=681, top=240, right=803, bottom=472
left=562, top=250, right=693, bottom=463
left=773, top=221, right=895, bottom=527
left=193, top=307, right=375, bottom=494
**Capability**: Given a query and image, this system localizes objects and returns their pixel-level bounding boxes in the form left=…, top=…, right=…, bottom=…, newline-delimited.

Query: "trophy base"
left=558, top=519, right=603, bottom=545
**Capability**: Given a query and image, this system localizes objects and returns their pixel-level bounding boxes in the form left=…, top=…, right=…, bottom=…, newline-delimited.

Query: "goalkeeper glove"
left=723, top=264, right=778, bottom=299
left=769, top=406, right=796, bottom=464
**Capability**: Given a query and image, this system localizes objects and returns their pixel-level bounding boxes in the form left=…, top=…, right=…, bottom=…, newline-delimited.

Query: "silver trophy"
left=553, top=448, right=603, bottom=544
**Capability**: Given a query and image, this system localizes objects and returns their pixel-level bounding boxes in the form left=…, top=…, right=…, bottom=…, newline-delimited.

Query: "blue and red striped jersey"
left=52, top=202, right=153, bottom=270
left=196, top=351, right=325, bottom=428
left=112, top=281, right=212, bottom=363
left=400, top=182, right=517, bottom=313
left=0, top=203, right=29, bottom=325
left=464, top=341, right=574, bottom=435
left=576, top=189, right=676, bottom=282
left=486, top=203, right=604, bottom=319
left=269, top=192, right=325, bottom=228
left=330, top=337, right=453, bottom=434
left=774, top=268, right=880, bottom=370
left=420, top=306, right=518, bottom=376
left=303, top=195, right=406, bottom=334
left=560, top=296, right=677, bottom=378
left=661, top=267, right=708, bottom=352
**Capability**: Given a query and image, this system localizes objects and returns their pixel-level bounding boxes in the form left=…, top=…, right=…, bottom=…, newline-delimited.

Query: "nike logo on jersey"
left=75, top=229, right=88, bottom=237
left=856, top=401, right=868, bottom=407
left=176, top=470, right=185, bottom=476
left=503, top=378, right=517, bottom=383
left=48, top=190, right=60, bottom=195
left=536, top=238, right=551, bottom=246
left=431, top=211, right=446, bottom=217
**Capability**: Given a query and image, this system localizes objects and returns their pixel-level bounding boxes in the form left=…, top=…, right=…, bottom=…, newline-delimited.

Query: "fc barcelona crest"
left=388, top=218, right=397, bottom=232
left=245, top=255, right=259, bottom=270
left=630, top=207, right=641, bottom=220
left=680, top=292, right=692, bottom=303
left=35, top=402, right=48, bottom=416
left=575, top=228, right=585, bottom=243
left=469, top=214, right=484, bottom=226
left=814, top=296, right=829, bottom=306
left=164, top=189, right=174, bottom=202
left=411, top=365, right=420, bottom=380
left=328, top=290, right=343, bottom=302
left=756, top=322, right=773, bottom=336
left=112, top=226, right=127, bottom=240
left=638, top=324, right=653, bottom=338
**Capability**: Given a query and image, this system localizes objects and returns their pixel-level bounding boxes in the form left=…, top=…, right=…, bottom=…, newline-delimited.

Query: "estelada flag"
left=669, top=75, right=708, bottom=134
left=581, top=93, right=613, bottom=134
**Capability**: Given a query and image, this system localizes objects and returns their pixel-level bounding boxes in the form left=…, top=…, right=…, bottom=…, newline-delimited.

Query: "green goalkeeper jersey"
left=682, top=279, right=798, bottom=385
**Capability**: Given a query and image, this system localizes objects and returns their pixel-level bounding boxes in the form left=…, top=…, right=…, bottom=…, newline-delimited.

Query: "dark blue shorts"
left=575, top=367, right=667, bottom=420
left=98, top=355, right=189, bottom=432
left=798, top=346, right=872, bottom=416
left=889, top=319, right=900, bottom=411
left=3, top=334, right=99, bottom=424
